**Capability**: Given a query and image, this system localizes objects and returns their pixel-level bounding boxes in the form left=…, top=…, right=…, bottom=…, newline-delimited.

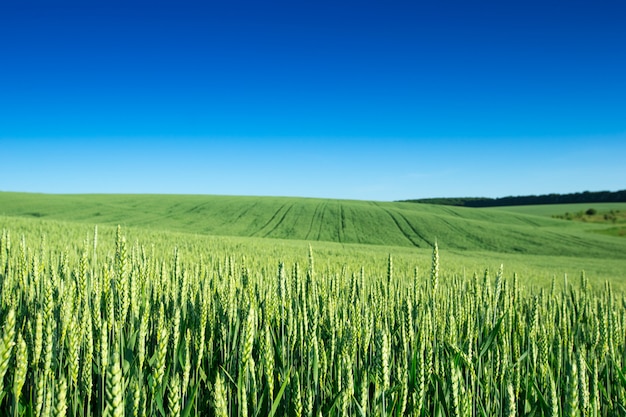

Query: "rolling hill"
left=1, top=192, right=625, bottom=260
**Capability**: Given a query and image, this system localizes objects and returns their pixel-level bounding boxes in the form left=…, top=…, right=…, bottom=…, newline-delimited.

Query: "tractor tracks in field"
left=316, top=203, right=328, bottom=241
left=394, top=211, right=432, bottom=247
left=512, top=215, right=544, bottom=227
left=305, top=202, right=324, bottom=240
left=375, top=203, right=424, bottom=248
left=438, top=206, right=466, bottom=219
left=437, top=216, right=471, bottom=241
left=265, top=204, right=294, bottom=237
left=339, top=204, right=347, bottom=242
left=232, top=201, right=259, bottom=225
left=254, top=203, right=295, bottom=238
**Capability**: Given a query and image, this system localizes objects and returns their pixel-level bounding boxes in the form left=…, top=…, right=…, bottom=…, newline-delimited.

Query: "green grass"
left=487, top=202, right=626, bottom=217
left=489, top=202, right=626, bottom=238
left=593, top=225, right=626, bottom=238
left=1, top=192, right=626, bottom=286
left=1, top=192, right=626, bottom=260
left=2, top=213, right=625, bottom=289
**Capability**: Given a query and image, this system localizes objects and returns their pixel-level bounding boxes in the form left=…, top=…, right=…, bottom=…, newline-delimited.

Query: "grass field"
left=489, top=203, right=626, bottom=239
left=487, top=202, right=626, bottom=218
left=1, top=192, right=625, bottom=260
left=1, top=192, right=625, bottom=416
left=2, top=214, right=624, bottom=290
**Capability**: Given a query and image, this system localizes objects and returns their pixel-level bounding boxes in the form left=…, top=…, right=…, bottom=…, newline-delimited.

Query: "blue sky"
left=1, top=0, right=625, bottom=201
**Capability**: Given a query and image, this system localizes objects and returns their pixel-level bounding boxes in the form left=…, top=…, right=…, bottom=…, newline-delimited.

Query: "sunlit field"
left=1, top=194, right=625, bottom=416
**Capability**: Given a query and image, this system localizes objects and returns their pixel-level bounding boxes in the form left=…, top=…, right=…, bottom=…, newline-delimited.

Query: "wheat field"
left=0, top=225, right=624, bottom=416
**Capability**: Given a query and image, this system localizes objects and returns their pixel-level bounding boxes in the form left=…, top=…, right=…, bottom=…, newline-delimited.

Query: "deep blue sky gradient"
left=1, top=0, right=625, bottom=200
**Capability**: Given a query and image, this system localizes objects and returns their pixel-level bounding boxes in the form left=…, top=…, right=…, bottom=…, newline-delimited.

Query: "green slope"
left=486, top=202, right=626, bottom=217
left=1, top=192, right=625, bottom=259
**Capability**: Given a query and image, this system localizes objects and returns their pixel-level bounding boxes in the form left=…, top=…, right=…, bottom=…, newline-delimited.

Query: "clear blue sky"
left=1, top=0, right=625, bottom=201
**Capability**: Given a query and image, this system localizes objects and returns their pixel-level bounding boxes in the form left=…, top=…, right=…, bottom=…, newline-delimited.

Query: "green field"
left=2, top=192, right=626, bottom=287
left=490, top=203, right=626, bottom=239
left=1, top=192, right=625, bottom=259
left=0, top=192, right=625, bottom=416
left=487, top=202, right=626, bottom=218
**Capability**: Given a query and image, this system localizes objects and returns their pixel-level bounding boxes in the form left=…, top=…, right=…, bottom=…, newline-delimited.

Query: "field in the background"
left=1, top=192, right=625, bottom=261
left=2, top=215, right=625, bottom=290
left=2, top=192, right=625, bottom=286
left=490, top=203, right=626, bottom=239
left=487, top=202, right=626, bottom=218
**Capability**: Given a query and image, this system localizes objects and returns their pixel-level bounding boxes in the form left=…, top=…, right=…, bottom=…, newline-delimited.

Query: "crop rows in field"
left=2, top=192, right=626, bottom=261
left=0, top=226, right=625, bottom=416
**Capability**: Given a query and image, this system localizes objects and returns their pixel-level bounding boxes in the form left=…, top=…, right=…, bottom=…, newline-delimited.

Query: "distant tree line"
left=400, top=190, right=626, bottom=207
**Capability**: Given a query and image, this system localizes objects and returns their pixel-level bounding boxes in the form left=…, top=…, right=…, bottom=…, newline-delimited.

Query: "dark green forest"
left=401, top=189, right=626, bottom=207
